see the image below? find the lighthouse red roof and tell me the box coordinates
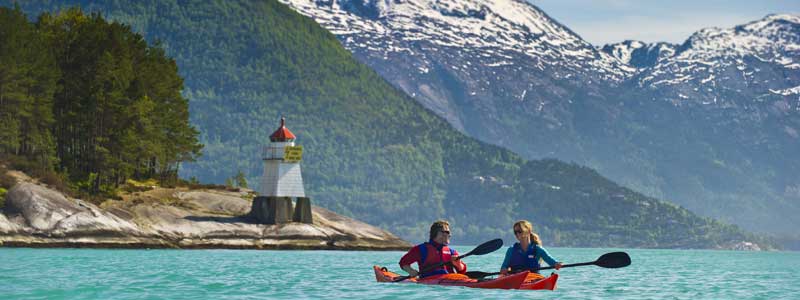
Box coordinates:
[270,117,296,142]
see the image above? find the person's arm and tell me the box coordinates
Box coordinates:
[450,250,467,273]
[535,245,562,269]
[401,265,419,277]
[399,246,421,276]
[500,247,513,274]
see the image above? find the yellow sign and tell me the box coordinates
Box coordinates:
[283,146,303,162]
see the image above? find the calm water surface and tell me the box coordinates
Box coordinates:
[1,247,798,299]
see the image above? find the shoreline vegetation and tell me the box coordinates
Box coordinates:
[0,169,411,251]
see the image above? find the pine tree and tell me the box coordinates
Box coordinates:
[0,5,58,170]
[235,170,247,188]
[225,177,234,188]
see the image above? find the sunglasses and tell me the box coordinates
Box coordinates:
[440,230,451,235]
[514,230,524,235]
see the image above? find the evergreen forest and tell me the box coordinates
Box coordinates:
[0,5,201,197]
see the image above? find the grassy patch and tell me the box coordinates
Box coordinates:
[242,191,257,201]
[121,178,158,193]
[174,178,228,191]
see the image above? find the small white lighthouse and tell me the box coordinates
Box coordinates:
[260,116,305,197]
[250,116,312,224]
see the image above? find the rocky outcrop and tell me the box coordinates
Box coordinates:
[0,213,19,234]
[0,182,410,250]
[729,241,763,251]
[4,183,141,237]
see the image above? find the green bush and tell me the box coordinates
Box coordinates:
[0,187,6,209]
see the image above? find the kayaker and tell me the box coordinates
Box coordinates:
[500,220,562,275]
[399,220,467,278]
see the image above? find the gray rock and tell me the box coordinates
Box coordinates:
[730,241,763,251]
[1,181,410,250]
[4,183,141,236]
[175,190,251,215]
[5,182,83,231]
[0,213,19,234]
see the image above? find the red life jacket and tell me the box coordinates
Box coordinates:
[418,241,456,278]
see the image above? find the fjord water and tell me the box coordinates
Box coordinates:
[1,247,798,300]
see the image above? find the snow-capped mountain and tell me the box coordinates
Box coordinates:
[286,0,632,78]
[625,14,800,105]
[281,0,800,238]
[282,0,632,133]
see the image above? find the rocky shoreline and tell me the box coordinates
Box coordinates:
[0,174,411,251]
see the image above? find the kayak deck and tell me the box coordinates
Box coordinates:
[373,265,530,290]
[520,272,558,290]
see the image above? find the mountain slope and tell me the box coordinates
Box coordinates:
[605,14,800,236]
[5,0,773,248]
[278,0,800,239]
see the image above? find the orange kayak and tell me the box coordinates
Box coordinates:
[519,272,559,290]
[373,266,528,289]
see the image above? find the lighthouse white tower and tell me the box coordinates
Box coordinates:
[260,116,305,197]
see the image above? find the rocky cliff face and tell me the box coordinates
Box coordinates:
[0,179,410,250]
[279,0,800,238]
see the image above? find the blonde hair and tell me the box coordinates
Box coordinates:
[429,220,450,240]
[513,220,542,246]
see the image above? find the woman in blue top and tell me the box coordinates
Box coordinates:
[500,220,563,275]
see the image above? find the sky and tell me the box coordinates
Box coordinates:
[529,0,800,46]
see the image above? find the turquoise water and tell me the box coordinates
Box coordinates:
[1,247,798,299]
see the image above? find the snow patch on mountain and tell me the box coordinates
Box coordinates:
[770,85,800,96]
[632,14,800,102]
[281,0,634,81]
[600,41,677,69]
[601,40,646,65]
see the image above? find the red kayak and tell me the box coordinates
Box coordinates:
[373,266,528,289]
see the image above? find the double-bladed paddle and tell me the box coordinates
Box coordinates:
[465,251,631,279]
[393,238,504,282]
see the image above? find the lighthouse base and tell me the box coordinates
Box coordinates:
[250,196,313,224]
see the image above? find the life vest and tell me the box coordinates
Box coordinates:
[508,242,541,273]
[417,241,456,278]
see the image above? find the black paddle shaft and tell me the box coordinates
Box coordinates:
[392,239,503,282]
[465,251,631,279]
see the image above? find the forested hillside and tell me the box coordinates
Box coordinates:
[3,1,774,248]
